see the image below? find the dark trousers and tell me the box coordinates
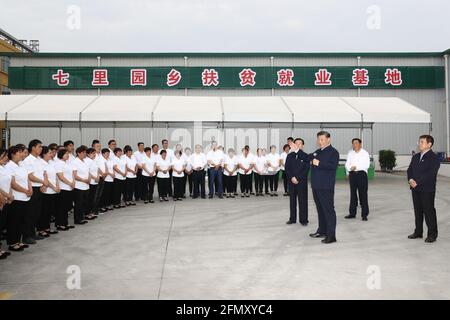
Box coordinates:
[269,172,279,192]
[7,200,28,245]
[135,169,144,201]
[264,175,269,193]
[239,173,252,194]
[56,190,72,227]
[88,184,98,214]
[113,179,125,205]
[143,175,156,201]
[192,170,206,198]
[157,177,170,198]
[38,193,57,231]
[312,188,337,238]
[124,178,136,202]
[101,181,114,208]
[173,176,184,199]
[168,170,173,197]
[281,170,289,193]
[186,173,193,196]
[289,181,308,224]
[92,178,105,212]
[208,168,223,196]
[348,171,369,217]
[74,189,89,223]
[254,173,264,194]
[412,190,438,238]
[223,175,237,194]
[23,186,42,239]
[0,205,8,236]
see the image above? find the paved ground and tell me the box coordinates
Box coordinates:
[0,172,449,300]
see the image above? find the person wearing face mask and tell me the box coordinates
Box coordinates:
[5,145,33,252]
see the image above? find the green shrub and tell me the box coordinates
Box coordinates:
[379,150,397,172]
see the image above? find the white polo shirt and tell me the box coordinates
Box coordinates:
[133,150,145,168]
[206,149,224,168]
[162,148,174,162]
[254,155,267,174]
[223,155,238,177]
[5,161,30,201]
[54,159,74,191]
[185,154,193,172]
[113,156,127,180]
[266,152,281,174]
[95,153,107,174]
[87,157,99,185]
[189,153,207,171]
[104,158,115,182]
[280,152,288,170]
[156,157,171,178]
[345,148,371,174]
[141,154,156,177]
[0,165,12,194]
[72,157,90,191]
[42,160,58,195]
[21,154,45,187]
[171,157,185,178]
[123,155,138,178]
[238,154,254,175]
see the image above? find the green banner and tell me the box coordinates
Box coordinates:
[8,66,445,89]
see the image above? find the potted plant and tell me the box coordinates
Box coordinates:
[379,150,397,173]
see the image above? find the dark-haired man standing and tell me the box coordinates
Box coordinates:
[345,138,371,221]
[309,131,339,244]
[407,135,440,243]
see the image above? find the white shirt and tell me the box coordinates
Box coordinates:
[5,161,30,201]
[238,154,254,175]
[156,157,171,178]
[162,148,174,162]
[254,155,267,174]
[104,158,115,182]
[113,156,127,180]
[223,155,238,176]
[171,157,186,178]
[95,153,107,174]
[133,150,145,168]
[87,157,99,185]
[123,155,138,178]
[68,153,76,163]
[280,152,288,170]
[189,153,207,171]
[141,154,156,177]
[206,149,224,168]
[185,154,193,171]
[266,152,281,174]
[0,165,12,194]
[21,154,45,187]
[54,159,74,191]
[72,157,90,190]
[108,148,117,161]
[345,148,370,174]
[42,160,58,195]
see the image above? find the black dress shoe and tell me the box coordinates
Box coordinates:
[23,237,36,245]
[408,233,423,239]
[345,215,356,219]
[300,222,308,226]
[0,253,8,260]
[309,232,326,238]
[286,220,296,225]
[362,217,368,221]
[8,245,24,252]
[425,237,436,243]
[322,237,337,244]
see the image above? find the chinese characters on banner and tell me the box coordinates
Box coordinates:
[50,67,404,88]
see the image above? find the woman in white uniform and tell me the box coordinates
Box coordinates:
[38,146,60,237]
[238,146,254,197]
[171,150,186,201]
[72,145,91,224]
[112,148,127,209]
[141,147,156,203]
[280,144,290,196]
[184,147,193,198]
[123,145,138,206]
[0,148,13,259]
[266,145,281,196]
[5,145,32,252]
[100,148,115,212]
[55,148,75,230]
[223,148,238,198]
[253,148,267,196]
[156,150,171,202]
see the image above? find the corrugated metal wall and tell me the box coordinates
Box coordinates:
[9,55,448,156]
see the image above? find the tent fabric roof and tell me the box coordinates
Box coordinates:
[0,94,431,124]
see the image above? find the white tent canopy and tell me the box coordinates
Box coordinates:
[0,94,431,124]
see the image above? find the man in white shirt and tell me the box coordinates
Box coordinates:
[92,139,106,214]
[21,139,47,243]
[64,140,76,163]
[161,139,174,197]
[344,138,371,221]
[133,142,146,201]
[108,139,118,161]
[206,141,224,199]
[189,144,207,199]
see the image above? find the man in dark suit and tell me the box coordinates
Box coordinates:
[285,138,310,226]
[309,131,340,244]
[407,135,440,243]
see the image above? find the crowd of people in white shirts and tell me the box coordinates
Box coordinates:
[0,138,295,260]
